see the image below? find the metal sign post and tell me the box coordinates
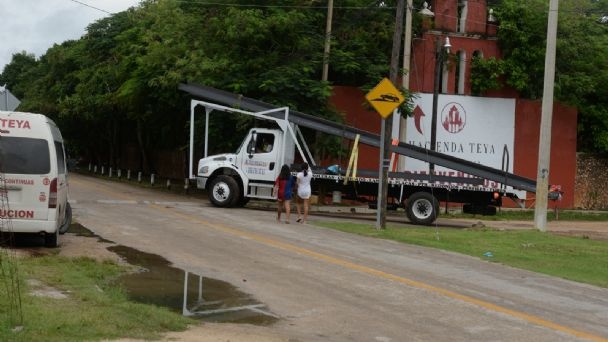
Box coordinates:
[365,78,405,229]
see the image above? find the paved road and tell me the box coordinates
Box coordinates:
[68,173,608,342]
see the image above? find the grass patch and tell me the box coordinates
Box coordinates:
[314,221,608,288]
[441,209,608,221]
[0,254,195,341]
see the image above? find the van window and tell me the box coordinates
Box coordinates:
[55,141,66,174]
[0,137,51,174]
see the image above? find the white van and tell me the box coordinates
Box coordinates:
[0,111,71,247]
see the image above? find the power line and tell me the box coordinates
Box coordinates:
[68,0,113,14]
[173,0,394,10]
[172,0,608,15]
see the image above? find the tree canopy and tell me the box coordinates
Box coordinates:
[1,0,607,172]
[473,0,608,152]
[0,0,399,170]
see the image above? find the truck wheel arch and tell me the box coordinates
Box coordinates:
[406,192,439,225]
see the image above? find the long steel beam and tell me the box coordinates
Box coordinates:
[179,83,537,193]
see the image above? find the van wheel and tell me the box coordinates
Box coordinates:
[406,192,439,225]
[45,229,59,248]
[208,175,238,207]
[59,202,72,234]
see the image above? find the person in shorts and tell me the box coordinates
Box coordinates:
[274,164,295,223]
[295,163,313,224]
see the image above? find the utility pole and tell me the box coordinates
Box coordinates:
[397,0,414,172]
[429,36,450,174]
[377,0,405,229]
[315,0,333,182]
[535,0,559,232]
[322,0,334,82]
[402,0,413,90]
[430,37,442,174]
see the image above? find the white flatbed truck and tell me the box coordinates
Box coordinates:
[180,84,538,225]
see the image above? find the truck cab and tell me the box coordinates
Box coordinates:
[197,128,292,207]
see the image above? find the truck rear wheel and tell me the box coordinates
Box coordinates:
[406,192,439,225]
[208,175,239,207]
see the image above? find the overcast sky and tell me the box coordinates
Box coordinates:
[0,0,141,75]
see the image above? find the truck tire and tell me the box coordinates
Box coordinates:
[406,192,439,225]
[208,175,239,207]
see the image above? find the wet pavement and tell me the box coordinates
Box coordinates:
[8,223,278,326]
[63,173,608,341]
[109,244,278,325]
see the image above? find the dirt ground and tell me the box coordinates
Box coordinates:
[459,218,608,240]
[8,218,608,342]
[3,234,288,342]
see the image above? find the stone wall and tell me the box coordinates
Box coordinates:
[575,153,608,210]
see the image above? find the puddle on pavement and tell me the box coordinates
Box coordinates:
[68,224,277,325]
[68,223,114,243]
[106,244,278,325]
[7,223,278,324]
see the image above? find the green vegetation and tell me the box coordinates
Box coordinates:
[2,0,606,169]
[314,221,608,288]
[476,0,608,152]
[442,209,608,221]
[0,254,194,341]
[0,0,397,170]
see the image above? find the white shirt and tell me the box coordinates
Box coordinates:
[297,170,313,198]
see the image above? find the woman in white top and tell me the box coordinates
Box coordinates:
[296,162,313,224]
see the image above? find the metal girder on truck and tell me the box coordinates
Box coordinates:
[178,83,537,194]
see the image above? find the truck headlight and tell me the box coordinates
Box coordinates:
[199,166,209,175]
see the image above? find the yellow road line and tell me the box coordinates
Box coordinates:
[72,177,607,341]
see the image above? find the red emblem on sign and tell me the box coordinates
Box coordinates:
[441,102,466,134]
[39,192,47,202]
[43,178,50,186]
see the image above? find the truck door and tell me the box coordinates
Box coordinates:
[239,132,280,184]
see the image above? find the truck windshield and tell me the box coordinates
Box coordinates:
[0,136,51,174]
[236,135,250,154]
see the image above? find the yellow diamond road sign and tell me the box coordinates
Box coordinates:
[365,78,404,118]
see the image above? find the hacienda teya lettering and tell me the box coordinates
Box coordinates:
[409,140,496,154]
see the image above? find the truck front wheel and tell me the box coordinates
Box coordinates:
[209,175,239,207]
[406,192,439,225]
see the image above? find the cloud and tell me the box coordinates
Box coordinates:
[0,0,140,73]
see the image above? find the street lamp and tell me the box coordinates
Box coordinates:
[397,2,435,172]
[430,36,451,174]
